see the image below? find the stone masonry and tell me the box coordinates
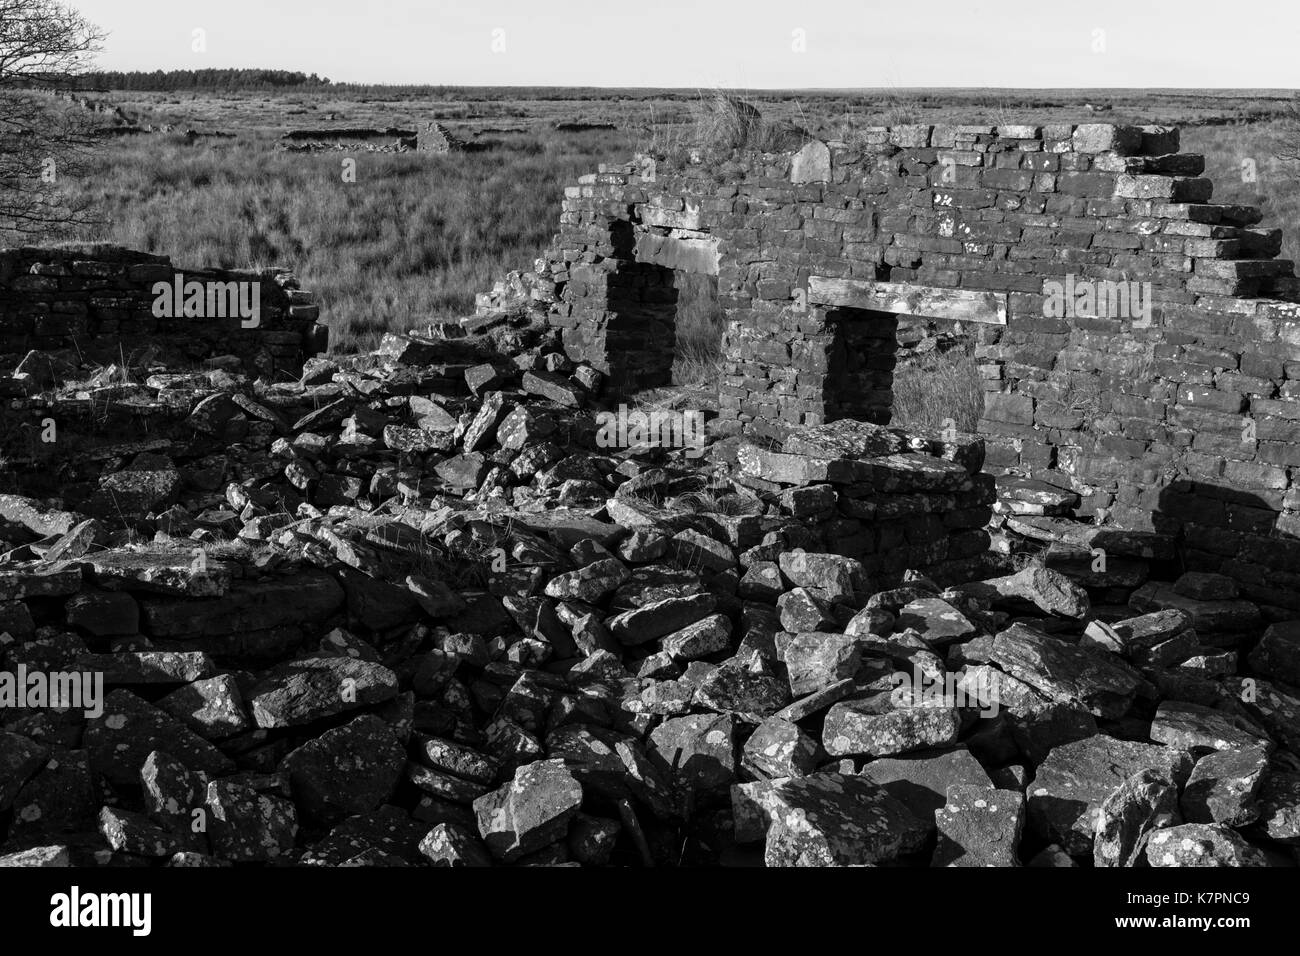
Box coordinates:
[539,123,1300,612]
[0,244,326,379]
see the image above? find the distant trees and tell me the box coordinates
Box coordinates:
[0,0,106,241]
[70,69,332,92]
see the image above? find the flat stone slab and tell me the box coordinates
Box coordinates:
[955,567,1090,619]
[896,597,976,646]
[823,700,962,758]
[0,563,82,601]
[933,785,1025,867]
[0,494,92,538]
[781,420,905,460]
[860,746,994,822]
[86,547,234,597]
[990,623,1142,719]
[472,758,583,863]
[1129,582,1261,633]
[1150,701,1269,753]
[808,277,1008,326]
[747,772,930,866]
[248,656,399,729]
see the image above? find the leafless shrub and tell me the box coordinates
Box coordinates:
[0,0,106,241]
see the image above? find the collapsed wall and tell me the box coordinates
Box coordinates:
[539,123,1300,612]
[0,244,326,381]
[734,419,993,584]
[279,122,466,153]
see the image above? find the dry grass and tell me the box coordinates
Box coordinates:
[890,347,984,433]
[649,91,812,162]
[692,92,811,153]
[63,126,633,352]
[1186,119,1300,266]
[671,272,726,386]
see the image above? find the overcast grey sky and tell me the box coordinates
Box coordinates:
[73,0,1298,88]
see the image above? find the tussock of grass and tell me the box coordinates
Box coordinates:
[891,348,984,433]
[693,92,811,153]
[651,92,812,161]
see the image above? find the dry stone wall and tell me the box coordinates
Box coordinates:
[541,123,1300,608]
[0,244,326,379]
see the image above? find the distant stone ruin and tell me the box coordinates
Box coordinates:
[280,122,466,153]
[415,122,466,153]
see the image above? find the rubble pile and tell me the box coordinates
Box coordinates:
[0,307,1297,868]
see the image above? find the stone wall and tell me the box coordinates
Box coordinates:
[0,244,326,379]
[540,123,1300,609]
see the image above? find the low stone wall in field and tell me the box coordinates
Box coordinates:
[0,244,326,379]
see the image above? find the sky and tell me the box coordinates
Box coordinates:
[71,0,1300,89]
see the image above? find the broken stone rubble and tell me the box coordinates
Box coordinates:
[0,310,1296,869]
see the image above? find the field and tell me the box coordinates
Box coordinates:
[54,87,1300,425]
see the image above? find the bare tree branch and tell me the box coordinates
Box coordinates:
[0,0,105,241]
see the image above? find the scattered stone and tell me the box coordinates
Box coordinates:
[1028,735,1192,855]
[99,806,180,857]
[955,566,1090,619]
[742,717,821,779]
[749,773,929,866]
[823,699,962,757]
[860,747,994,822]
[85,690,235,786]
[472,758,583,863]
[783,632,861,696]
[1181,744,1270,826]
[648,713,737,790]
[990,623,1142,719]
[933,785,1025,867]
[248,657,399,729]
[1254,770,1300,843]
[1145,823,1269,867]
[280,715,406,824]
[418,822,492,866]
[1249,621,1300,687]
[206,779,298,862]
[1093,767,1181,867]
[1150,701,1268,753]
